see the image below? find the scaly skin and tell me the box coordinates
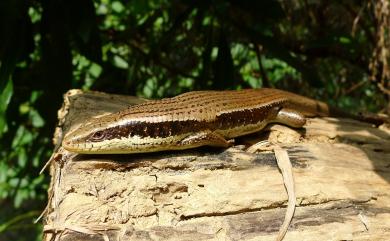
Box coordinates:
[62,88,330,154]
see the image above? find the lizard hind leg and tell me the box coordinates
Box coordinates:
[272,108,307,128]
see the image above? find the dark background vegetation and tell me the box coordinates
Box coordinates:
[0,0,389,240]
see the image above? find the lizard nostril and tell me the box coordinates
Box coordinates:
[63,140,72,146]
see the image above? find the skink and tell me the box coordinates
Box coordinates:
[63,88,334,154]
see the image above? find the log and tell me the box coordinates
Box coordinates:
[43,89,390,241]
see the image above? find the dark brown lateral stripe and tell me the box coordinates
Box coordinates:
[215,103,279,129]
[87,103,283,141]
[87,120,209,141]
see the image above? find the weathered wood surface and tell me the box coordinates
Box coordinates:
[43,89,390,241]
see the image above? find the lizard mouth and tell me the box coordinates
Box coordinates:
[62,139,78,152]
[62,130,84,152]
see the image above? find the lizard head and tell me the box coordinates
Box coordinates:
[62,113,186,154]
[62,114,143,154]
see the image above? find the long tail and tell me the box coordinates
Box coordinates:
[277,89,386,125]
[275,89,329,117]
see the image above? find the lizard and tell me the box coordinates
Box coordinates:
[62,88,342,154]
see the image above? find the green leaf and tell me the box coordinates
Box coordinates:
[89,63,102,78]
[12,126,33,148]
[111,1,125,13]
[339,36,351,44]
[17,148,28,168]
[113,55,128,69]
[28,6,42,24]
[30,109,45,128]
[0,78,13,136]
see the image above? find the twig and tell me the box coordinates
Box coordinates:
[253,43,270,87]
[274,145,296,241]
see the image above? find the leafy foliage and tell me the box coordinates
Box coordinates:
[0,0,388,240]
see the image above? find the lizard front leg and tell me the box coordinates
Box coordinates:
[178,131,232,149]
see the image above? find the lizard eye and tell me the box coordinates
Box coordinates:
[90,131,106,141]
